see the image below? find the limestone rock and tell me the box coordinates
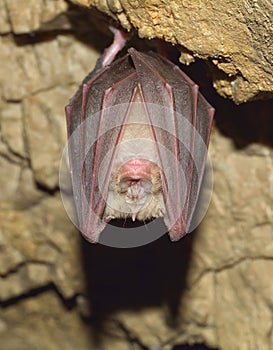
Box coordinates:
[71,0,273,104]
[0,3,272,350]
[0,0,68,34]
[0,291,92,350]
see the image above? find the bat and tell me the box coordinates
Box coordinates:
[65,36,214,244]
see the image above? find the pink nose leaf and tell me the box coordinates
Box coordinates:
[118,158,154,180]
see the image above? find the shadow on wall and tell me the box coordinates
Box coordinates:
[58,3,272,344]
[81,225,194,327]
[79,95,273,347]
[79,58,273,343]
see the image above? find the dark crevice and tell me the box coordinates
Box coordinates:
[117,321,150,350]
[0,282,78,310]
[35,181,59,195]
[0,261,45,278]
[0,138,28,163]
[0,150,26,165]
[172,344,219,350]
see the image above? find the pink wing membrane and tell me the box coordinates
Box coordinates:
[128,48,214,240]
[66,47,214,242]
[66,54,138,241]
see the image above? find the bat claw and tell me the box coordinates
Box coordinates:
[105,215,115,223]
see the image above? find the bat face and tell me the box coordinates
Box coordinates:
[64,48,214,245]
[103,88,164,223]
[105,158,164,221]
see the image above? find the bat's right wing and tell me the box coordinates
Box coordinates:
[128,49,214,240]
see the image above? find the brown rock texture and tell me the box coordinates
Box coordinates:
[0,0,69,34]
[0,2,273,350]
[71,0,273,104]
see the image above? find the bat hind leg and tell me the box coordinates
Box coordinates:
[101,26,127,67]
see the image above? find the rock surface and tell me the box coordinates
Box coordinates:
[71,0,273,104]
[0,0,68,34]
[0,2,272,350]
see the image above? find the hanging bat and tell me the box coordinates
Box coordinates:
[65,34,214,244]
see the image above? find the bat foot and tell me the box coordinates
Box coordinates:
[102,26,127,67]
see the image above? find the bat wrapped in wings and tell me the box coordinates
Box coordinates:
[65,43,214,243]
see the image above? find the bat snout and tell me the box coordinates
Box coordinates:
[125,179,151,200]
[117,158,156,209]
[119,177,152,212]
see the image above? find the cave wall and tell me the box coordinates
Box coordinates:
[71,0,273,104]
[0,1,272,350]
